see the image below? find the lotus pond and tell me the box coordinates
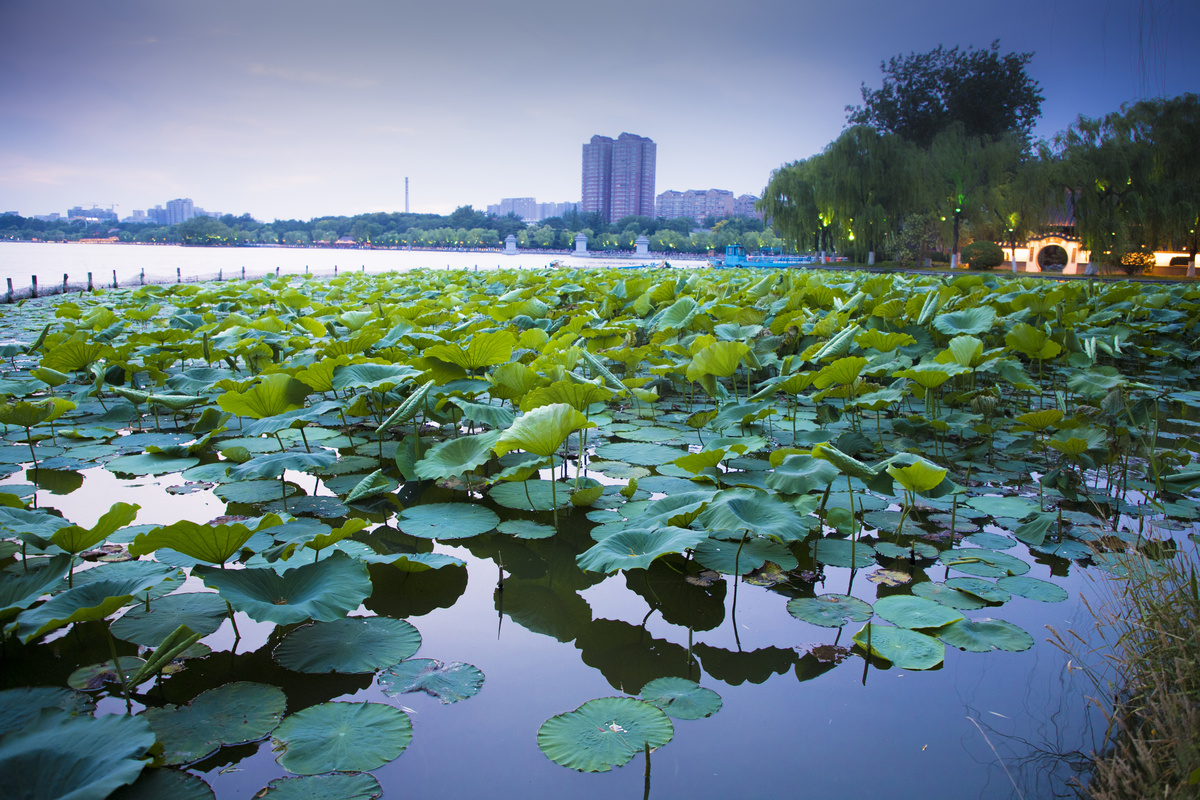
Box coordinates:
[1,265,1198,799]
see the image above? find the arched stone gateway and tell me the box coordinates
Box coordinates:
[1026,235,1086,274]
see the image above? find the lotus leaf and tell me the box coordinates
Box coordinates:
[496,520,556,539]
[965,495,1038,519]
[942,548,1030,578]
[786,594,873,628]
[766,454,840,495]
[227,450,337,481]
[397,502,499,539]
[873,595,964,629]
[414,431,501,480]
[193,551,372,625]
[0,554,71,619]
[938,618,1034,652]
[932,306,995,336]
[912,581,988,610]
[592,441,682,465]
[110,592,228,646]
[488,479,571,511]
[852,623,944,670]
[0,686,94,729]
[577,526,707,573]
[218,374,312,419]
[67,657,147,691]
[111,768,216,800]
[537,697,673,772]
[944,577,1012,603]
[272,702,412,776]
[14,572,173,643]
[254,774,382,800]
[996,575,1068,603]
[140,681,287,765]
[697,488,809,543]
[0,709,155,800]
[686,341,750,381]
[495,403,594,458]
[811,538,878,569]
[106,453,201,475]
[639,677,722,719]
[378,658,485,704]
[693,535,797,575]
[424,330,516,371]
[273,617,421,673]
[129,514,282,565]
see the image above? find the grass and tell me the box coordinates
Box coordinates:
[1050,545,1200,798]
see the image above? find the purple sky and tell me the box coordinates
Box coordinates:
[1,0,1196,221]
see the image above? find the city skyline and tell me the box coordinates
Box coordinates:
[2,1,1197,221]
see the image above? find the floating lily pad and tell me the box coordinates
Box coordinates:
[67,656,148,691]
[193,551,372,625]
[852,624,944,670]
[693,536,798,575]
[379,659,485,704]
[586,461,650,480]
[273,702,412,776]
[996,575,1068,603]
[110,768,215,800]
[214,479,300,504]
[911,581,988,610]
[254,774,381,800]
[110,592,228,646]
[963,532,1017,550]
[965,495,1038,520]
[942,548,1030,578]
[577,526,707,573]
[0,686,94,728]
[593,442,683,466]
[273,617,421,674]
[938,618,1035,652]
[537,697,674,772]
[873,541,939,560]
[496,520,556,539]
[787,593,872,628]
[397,503,499,539]
[106,453,200,476]
[141,681,287,765]
[873,595,964,629]
[639,677,722,719]
[944,577,1012,604]
[811,537,877,569]
[488,480,570,511]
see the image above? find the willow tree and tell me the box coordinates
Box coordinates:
[1144,94,1200,277]
[759,157,834,255]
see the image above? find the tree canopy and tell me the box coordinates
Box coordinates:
[848,40,1044,148]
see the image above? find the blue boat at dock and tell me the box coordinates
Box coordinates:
[709,244,819,269]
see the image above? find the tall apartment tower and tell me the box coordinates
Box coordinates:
[581,133,655,223]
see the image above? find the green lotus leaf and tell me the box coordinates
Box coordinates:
[635,490,717,529]
[40,339,114,373]
[766,454,841,495]
[14,572,173,643]
[996,576,1068,603]
[272,617,421,673]
[447,397,516,429]
[813,356,869,389]
[856,329,916,352]
[592,441,684,466]
[697,488,809,542]
[332,363,420,393]
[379,659,485,704]
[0,709,155,800]
[425,330,516,371]
[49,502,139,556]
[414,431,501,480]
[272,702,412,776]
[140,682,287,766]
[0,399,55,429]
[376,378,436,432]
[885,458,947,495]
[932,306,995,336]
[941,548,1030,578]
[650,296,698,331]
[686,340,750,381]
[254,774,381,800]
[639,677,722,720]
[488,479,571,511]
[0,506,73,539]
[343,469,398,503]
[218,374,312,419]
[810,442,878,481]
[31,366,70,387]
[496,520,557,539]
[359,551,467,571]
[109,768,216,800]
[537,697,674,772]
[672,447,726,475]
[1005,322,1061,361]
[852,623,944,670]
[965,495,1038,520]
[1013,514,1055,546]
[193,551,372,625]
[129,514,283,565]
[692,535,798,575]
[872,595,964,629]
[811,537,878,569]
[1012,408,1063,432]
[0,554,71,620]
[944,576,1012,603]
[521,378,614,414]
[892,363,959,389]
[0,686,95,729]
[912,581,988,610]
[110,592,228,646]
[242,400,343,437]
[66,560,183,603]
[576,526,707,573]
[397,503,499,539]
[106,453,200,476]
[68,657,147,692]
[1047,427,1107,458]
[214,479,299,504]
[786,593,873,628]
[1066,368,1127,399]
[495,403,594,458]
[227,450,337,481]
[938,618,1034,652]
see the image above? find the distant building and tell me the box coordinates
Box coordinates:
[147,205,168,225]
[166,198,195,225]
[582,132,656,223]
[655,189,761,223]
[67,205,118,222]
[486,198,578,222]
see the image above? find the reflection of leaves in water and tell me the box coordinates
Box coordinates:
[497,578,592,643]
[576,618,692,694]
[692,642,796,686]
[363,561,468,619]
[623,558,726,632]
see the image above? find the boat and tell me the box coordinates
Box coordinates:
[709,244,817,269]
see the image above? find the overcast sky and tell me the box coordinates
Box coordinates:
[1,0,1196,221]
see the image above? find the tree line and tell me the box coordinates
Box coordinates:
[760,41,1200,274]
[0,203,772,256]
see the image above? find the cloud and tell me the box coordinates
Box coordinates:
[247,63,377,90]
[0,155,77,187]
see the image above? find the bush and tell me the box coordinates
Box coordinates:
[962,241,1005,270]
[1118,252,1154,275]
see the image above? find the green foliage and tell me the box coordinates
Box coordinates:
[962,240,1005,270]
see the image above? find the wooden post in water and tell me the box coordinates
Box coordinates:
[241,267,245,280]
[113,270,119,289]
[275,267,280,277]
[305,265,308,274]
[6,278,13,303]
[218,269,222,281]
[176,267,181,284]
[31,276,38,298]
[87,272,93,291]
[62,274,68,293]
[139,269,143,285]
[334,265,338,275]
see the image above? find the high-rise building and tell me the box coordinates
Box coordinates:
[581,133,655,223]
[166,198,195,225]
[655,189,760,224]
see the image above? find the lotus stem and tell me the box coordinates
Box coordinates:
[104,624,133,714]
